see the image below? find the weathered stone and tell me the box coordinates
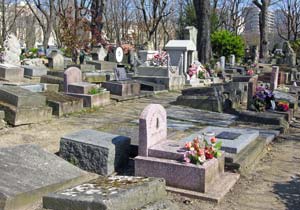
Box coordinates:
[64,67,82,92]
[67,64,96,72]
[68,82,97,94]
[83,72,107,83]
[23,65,47,77]
[40,75,64,91]
[43,176,167,210]
[60,129,131,175]
[0,144,96,210]
[42,92,83,116]
[102,80,141,97]
[47,51,65,70]
[86,60,116,70]
[0,64,24,82]
[67,91,110,107]
[0,86,46,107]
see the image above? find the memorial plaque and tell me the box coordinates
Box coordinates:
[216,131,241,140]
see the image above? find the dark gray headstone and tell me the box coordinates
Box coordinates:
[114,67,127,81]
[60,129,131,175]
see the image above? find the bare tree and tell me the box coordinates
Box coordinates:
[0,0,25,46]
[25,0,56,52]
[90,0,106,46]
[135,0,173,49]
[193,0,211,64]
[277,0,300,41]
[253,0,279,59]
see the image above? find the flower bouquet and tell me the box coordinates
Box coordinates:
[253,86,275,112]
[277,100,289,112]
[183,136,222,165]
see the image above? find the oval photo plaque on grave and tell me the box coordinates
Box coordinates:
[115,47,124,63]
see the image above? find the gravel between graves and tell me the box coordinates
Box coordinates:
[0,92,299,210]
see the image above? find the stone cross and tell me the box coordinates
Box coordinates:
[270,66,279,90]
[64,67,82,92]
[114,67,128,81]
[139,104,167,157]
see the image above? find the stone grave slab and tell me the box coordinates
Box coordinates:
[23,65,47,78]
[67,91,110,107]
[68,82,97,94]
[0,86,46,107]
[0,64,24,82]
[20,83,59,93]
[102,67,141,99]
[166,105,237,127]
[0,144,96,210]
[181,126,259,154]
[40,75,64,91]
[0,86,52,125]
[43,176,168,210]
[60,129,131,175]
[47,52,64,70]
[42,92,83,116]
[83,72,107,83]
[64,67,111,107]
[135,104,239,201]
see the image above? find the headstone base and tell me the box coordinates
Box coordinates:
[67,91,110,107]
[102,80,141,97]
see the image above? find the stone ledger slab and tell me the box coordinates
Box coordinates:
[0,64,24,82]
[23,65,47,77]
[43,176,167,210]
[60,129,131,175]
[102,80,141,97]
[181,126,259,154]
[0,144,96,210]
[67,91,110,107]
[42,92,83,116]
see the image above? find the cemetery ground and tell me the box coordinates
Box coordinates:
[0,91,299,210]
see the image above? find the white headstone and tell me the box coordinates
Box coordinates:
[3,34,21,65]
[115,47,124,63]
[229,55,235,67]
[220,56,226,71]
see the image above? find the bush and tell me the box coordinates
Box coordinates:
[211,30,245,61]
[29,48,38,54]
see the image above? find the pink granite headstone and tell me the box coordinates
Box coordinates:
[270,66,279,90]
[64,67,82,92]
[139,104,167,157]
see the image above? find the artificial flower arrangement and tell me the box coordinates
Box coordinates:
[253,86,275,112]
[277,100,289,112]
[152,51,169,66]
[183,136,222,165]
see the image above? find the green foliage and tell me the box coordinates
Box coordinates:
[210,11,219,34]
[88,87,105,95]
[29,48,38,54]
[290,40,300,56]
[62,48,72,58]
[211,30,245,60]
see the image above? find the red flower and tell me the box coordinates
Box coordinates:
[211,137,217,144]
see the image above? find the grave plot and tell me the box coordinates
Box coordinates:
[0,63,24,82]
[0,144,96,210]
[135,104,239,202]
[102,67,152,102]
[22,65,47,80]
[0,86,52,125]
[67,64,96,72]
[43,176,179,210]
[60,129,131,176]
[42,91,83,117]
[20,83,59,92]
[64,67,110,107]
[181,126,279,173]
